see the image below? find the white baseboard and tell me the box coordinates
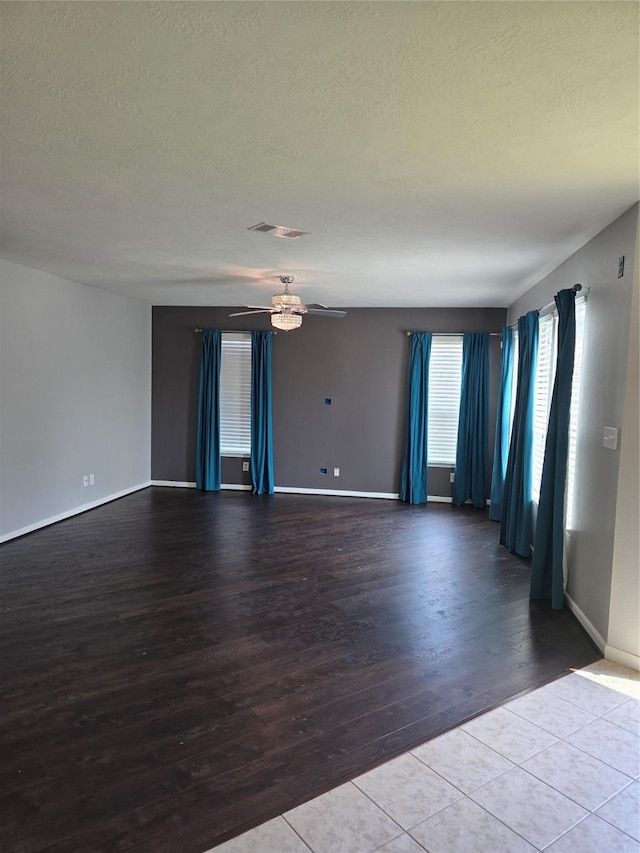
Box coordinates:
[604,644,640,672]
[150,481,251,491]
[150,481,462,503]
[565,592,606,653]
[150,480,197,488]
[0,481,152,543]
[274,486,400,500]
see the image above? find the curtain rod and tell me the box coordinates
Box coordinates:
[405,331,501,337]
[194,328,277,334]
[507,283,584,330]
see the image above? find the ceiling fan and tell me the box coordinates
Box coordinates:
[229,276,347,331]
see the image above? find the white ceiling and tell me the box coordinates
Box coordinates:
[1,1,638,308]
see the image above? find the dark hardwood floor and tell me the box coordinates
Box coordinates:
[0,488,600,852]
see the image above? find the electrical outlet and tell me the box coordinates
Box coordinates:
[333,467,340,477]
[242,461,249,472]
[618,256,625,278]
[83,475,89,487]
[450,472,455,483]
[89,473,94,485]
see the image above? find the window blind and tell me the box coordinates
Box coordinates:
[532,312,557,503]
[508,327,519,444]
[220,332,251,455]
[427,336,463,466]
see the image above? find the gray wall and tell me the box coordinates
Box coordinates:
[0,259,151,539]
[507,203,638,648]
[152,306,505,496]
[608,210,639,665]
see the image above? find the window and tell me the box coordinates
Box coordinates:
[427,335,463,465]
[566,296,587,529]
[220,332,251,455]
[532,312,558,502]
[508,327,519,444]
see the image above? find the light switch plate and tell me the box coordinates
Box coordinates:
[603,426,618,450]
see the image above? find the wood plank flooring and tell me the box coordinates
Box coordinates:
[0,488,600,852]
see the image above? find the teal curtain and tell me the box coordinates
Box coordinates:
[489,327,514,521]
[500,311,538,556]
[530,290,576,609]
[453,332,489,508]
[196,329,222,491]
[400,333,432,504]
[250,331,274,495]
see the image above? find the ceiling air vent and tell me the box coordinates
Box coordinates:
[247,222,309,239]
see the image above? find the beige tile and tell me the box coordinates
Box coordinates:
[212,816,311,853]
[376,833,427,853]
[521,740,632,811]
[461,706,557,764]
[409,796,536,853]
[411,727,513,793]
[567,717,640,778]
[604,698,640,735]
[469,767,588,849]
[506,685,596,737]
[353,753,462,830]
[578,660,640,700]
[546,814,640,853]
[548,671,630,715]
[596,781,640,841]
[283,782,401,853]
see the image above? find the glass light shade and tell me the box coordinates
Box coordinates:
[272,292,301,309]
[271,312,303,331]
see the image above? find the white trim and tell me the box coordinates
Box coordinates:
[151,482,461,502]
[274,487,399,500]
[151,480,197,488]
[604,644,640,672]
[0,482,152,543]
[565,592,606,653]
[150,480,251,491]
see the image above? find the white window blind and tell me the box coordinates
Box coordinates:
[220,332,251,456]
[532,312,557,503]
[427,335,463,465]
[508,327,519,444]
[566,296,586,529]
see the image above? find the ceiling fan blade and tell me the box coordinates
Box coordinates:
[308,302,329,309]
[228,309,271,317]
[305,308,347,318]
[246,304,274,310]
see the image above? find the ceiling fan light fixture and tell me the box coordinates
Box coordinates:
[271,312,302,331]
[272,292,301,310]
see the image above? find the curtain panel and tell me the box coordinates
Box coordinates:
[530,290,576,609]
[489,327,514,521]
[500,311,539,556]
[453,332,489,508]
[195,329,222,491]
[250,331,275,495]
[399,333,432,504]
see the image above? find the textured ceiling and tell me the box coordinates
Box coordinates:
[1,1,638,307]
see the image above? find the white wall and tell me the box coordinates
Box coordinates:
[507,203,638,657]
[0,259,151,540]
[606,212,639,669]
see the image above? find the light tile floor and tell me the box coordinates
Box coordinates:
[212,659,640,853]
